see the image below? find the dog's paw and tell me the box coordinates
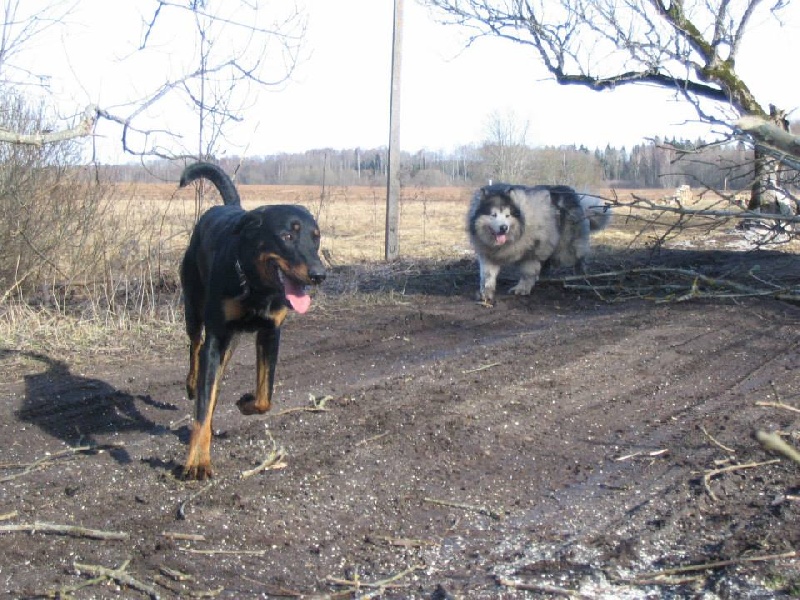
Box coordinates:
[237,393,271,415]
[476,290,495,307]
[182,462,213,481]
[509,283,534,296]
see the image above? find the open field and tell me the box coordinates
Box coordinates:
[119,182,779,264]
[0,182,799,598]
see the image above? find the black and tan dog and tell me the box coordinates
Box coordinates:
[178,162,325,479]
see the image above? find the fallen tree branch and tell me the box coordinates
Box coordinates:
[0,521,129,540]
[556,266,800,303]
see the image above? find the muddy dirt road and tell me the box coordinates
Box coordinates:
[1,255,799,599]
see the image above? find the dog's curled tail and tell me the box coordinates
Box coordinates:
[580,195,612,232]
[179,162,241,207]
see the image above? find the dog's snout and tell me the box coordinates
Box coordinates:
[499,224,509,233]
[309,266,326,284]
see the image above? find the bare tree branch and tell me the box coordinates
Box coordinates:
[0,104,97,146]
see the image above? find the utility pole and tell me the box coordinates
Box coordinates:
[385,0,403,260]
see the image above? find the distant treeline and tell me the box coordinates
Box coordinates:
[101,137,760,191]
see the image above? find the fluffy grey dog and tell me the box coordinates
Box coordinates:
[467,184,610,305]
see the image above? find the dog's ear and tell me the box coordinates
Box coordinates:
[234,212,262,235]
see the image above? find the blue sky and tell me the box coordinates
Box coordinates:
[20,0,800,161]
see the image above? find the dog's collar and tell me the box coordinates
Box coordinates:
[234,259,251,298]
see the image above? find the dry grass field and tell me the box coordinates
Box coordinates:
[130,181,767,265]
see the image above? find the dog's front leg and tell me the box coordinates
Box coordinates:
[478,260,501,306]
[237,325,282,415]
[184,333,231,480]
[509,259,542,295]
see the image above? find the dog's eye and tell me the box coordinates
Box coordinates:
[281,232,294,242]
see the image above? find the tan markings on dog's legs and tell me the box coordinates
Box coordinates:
[183,369,223,480]
[185,333,202,400]
[237,319,285,415]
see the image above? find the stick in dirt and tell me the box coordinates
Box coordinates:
[0,521,129,540]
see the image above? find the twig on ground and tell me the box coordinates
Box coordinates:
[423,497,503,520]
[616,449,669,461]
[177,479,219,520]
[496,577,592,599]
[700,425,735,454]
[240,574,302,597]
[180,547,266,556]
[161,531,206,542]
[702,459,781,502]
[0,521,129,540]
[270,394,332,417]
[463,362,501,374]
[366,534,437,548]
[755,401,800,415]
[356,432,389,446]
[0,510,18,521]
[756,430,800,465]
[325,564,424,593]
[159,566,193,581]
[636,549,798,579]
[74,561,161,600]
[625,574,705,586]
[169,414,192,430]
[241,433,288,479]
[154,574,223,598]
[44,560,132,599]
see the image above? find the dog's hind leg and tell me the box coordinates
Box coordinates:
[185,329,202,400]
[509,259,542,295]
[184,333,232,480]
[238,307,288,415]
[181,258,205,400]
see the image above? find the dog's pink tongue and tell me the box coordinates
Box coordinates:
[284,280,311,314]
[495,233,507,245]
